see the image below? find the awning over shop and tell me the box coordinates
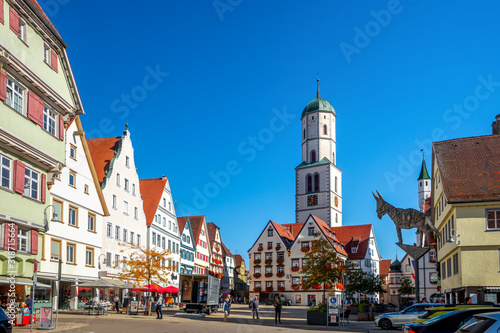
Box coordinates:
[100,278,134,289]
[0,277,51,288]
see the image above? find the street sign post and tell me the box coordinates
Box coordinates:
[327,296,340,326]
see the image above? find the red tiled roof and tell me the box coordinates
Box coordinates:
[206,222,220,248]
[281,223,304,240]
[221,242,233,257]
[177,217,189,233]
[331,224,372,260]
[310,215,348,256]
[139,178,167,226]
[270,221,294,242]
[379,259,392,277]
[433,134,500,202]
[179,215,205,245]
[27,0,63,42]
[86,137,121,186]
[234,254,244,268]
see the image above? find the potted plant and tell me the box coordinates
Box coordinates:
[277,286,285,292]
[253,273,261,278]
[291,266,300,272]
[301,246,310,253]
[276,272,284,278]
[277,258,284,264]
[257,246,263,251]
[253,287,261,292]
[265,286,273,292]
[267,245,273,250]
[264,259,272,265]
[253,259,261,265]
[264,273,273,278]
[307,303,328,325]
[313,284,321,290]
[275,244,281,250]
[291,284,300,290]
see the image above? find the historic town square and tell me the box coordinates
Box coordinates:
[1,0,500,332]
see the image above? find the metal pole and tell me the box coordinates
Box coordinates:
[56,259,61,329]
[30,282,35,332]
[415,259,420,303]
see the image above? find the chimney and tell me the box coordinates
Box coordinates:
[162,175,167,180]
[492,114,500,135]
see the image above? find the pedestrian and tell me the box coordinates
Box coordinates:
[26,295,33,324]
[156,295,163,319]
[251,296,259,319]
[114,295,120,314]
[223,297,230,322]
[465,296,472,304]
[421,298,428,303]
[273,296,282,324]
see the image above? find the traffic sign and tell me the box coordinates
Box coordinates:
[329,297,337,305]
[34,259,38,272]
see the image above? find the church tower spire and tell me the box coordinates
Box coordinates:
[295,80,342,227]
[417,153,431,212]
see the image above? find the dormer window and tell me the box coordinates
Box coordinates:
[351,247,358,253]
[267,229,273,237]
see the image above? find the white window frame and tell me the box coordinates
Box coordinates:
[123,229,127,243]
[137,234,141,246]
[67,244,75,264]
[6,76,26,114]
[69,145,77,160]
[0,154,12,190]
[88,214,95,232]
[130,231,134,244]
[106,222,112,238]
[116,173,120,186]
[112,195,117,209]
[68,206,77,226]
[134,207,138,219]
[24,167,39,200]
[17,229,29,252]
[486,209,500,230]
[43,103,58,136]
[18,18,27,43]
[124,178,129,191]
[44,43,51,65]
[106,252,112,267]
[125,156,130,167]
[123,201,128,215]
[115,226,120,240]
[86,248,94,267]
[69,171,76,188]
[152,232,156,245]
[132,184,136,195]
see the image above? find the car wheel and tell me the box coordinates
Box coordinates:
[379,319,392,330]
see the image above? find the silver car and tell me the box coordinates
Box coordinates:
[374,303,442,330]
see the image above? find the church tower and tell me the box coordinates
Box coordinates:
[295,80,342,227]
[417,155,431,212]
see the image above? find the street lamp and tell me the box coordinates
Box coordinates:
[98,254,106,270]
[43,205,59,231]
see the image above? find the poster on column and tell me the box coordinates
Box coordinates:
[40,307,53,325]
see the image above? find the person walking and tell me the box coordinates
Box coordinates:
[273,296,282,324]
[114,296,120,314]
[223,296,230,322]
[251,296,259,319]
[26,295,33,324]
[156,295,163,319]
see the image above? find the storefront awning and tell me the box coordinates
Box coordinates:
[0,277,51,288]
[100,278,134,289]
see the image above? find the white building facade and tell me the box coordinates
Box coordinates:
[178,217,195,275]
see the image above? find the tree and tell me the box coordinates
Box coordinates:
[398,276,415,297]
[300,233,347,305]
[345,269,385,302]
[115,242,173,315]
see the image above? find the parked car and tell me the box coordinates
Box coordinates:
[374,304,442,330]
[402,308,500,333]
[415,305,500,323]
[0,307,12,333]
[456,311,500,333]
[259,292,292,306]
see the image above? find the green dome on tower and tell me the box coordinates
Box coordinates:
[301,79,336,118]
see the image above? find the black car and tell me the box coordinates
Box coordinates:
[0,307,12,333]
[403,308,500,333]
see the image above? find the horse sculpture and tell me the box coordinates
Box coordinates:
[372,190,439,247]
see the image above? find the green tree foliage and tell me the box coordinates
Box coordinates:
[398,276,415,296]
[345,269,385,298]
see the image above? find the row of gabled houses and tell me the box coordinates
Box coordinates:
[0,0,248,311]
[248,215,381,305]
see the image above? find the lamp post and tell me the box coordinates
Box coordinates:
[43,205,59,231]
[98,254,106,271]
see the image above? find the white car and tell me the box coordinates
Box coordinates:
[374,304,442,330]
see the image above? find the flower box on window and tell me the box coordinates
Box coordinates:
[276,272,285,278]
[253,287,261,292]
[215,247,221,252]
[275,244,281,250]
[264,259,272,265]
[277,258,284,264]
[291,266,300,272]
[264,273,273,278]
[313,284,321,290]
[265,286,273,292]
[253,259,261,265]
[267,246,273,250]
[325,283,332,289]
[291,284,300,290]
[257,246,263,251]
[301,247,310,253]
[277,286,285,292]
[253,273,261,278]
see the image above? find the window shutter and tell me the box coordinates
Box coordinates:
[13,160,25,194]
[51,50,58,73]
[41,174,46,203]
[0,0,4,25]
[3,224,9,250]
[31,230,38,255]
[27,91,43,126]
[12,224,18,251]
[59,114,64,140]
[9,8,18,35]
[0,70,6,102]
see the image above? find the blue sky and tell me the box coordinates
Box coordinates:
[40,0,500,262]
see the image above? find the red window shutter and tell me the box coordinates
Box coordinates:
[41,174,46,203]
[0,70,6,102]
[3,224,9,250]
[31,230,38,255]
[9,8,18,35]
[51,50,58,73]
[13,160,25,194]
[12,224,18,251]
[0,0,4,25]
[59,114,64,140]
[27,91,43,126]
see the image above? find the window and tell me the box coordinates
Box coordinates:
[157,234,161,247]
[17,18,27,42]
[152,232,157,245]
[405,264,411,272]
[314,174,319,191]
[88,213,95,232]
[323,124,327,135]
[86,247,94,266]
[163,198,166,207]
[137,235,141,246]
[124,179,129,191]
[17,229,28,252]
[68,206,78,227]
[116,173,120,186]
[44,44,51,64]
[453,253,459,275]
[335,176,338,192]
[254,253,261,260]
[265,252,272,260]
[115,226,120,240]
[112,195,117,209]
[123,229,127,243]
[162,237,166,249]
[292,277,300,286]
[277,266,284,273]
[125,156,130,167]
[291,259,299,267]
[447,258,452,278]
[69,171,76,187]
[84,184,89,194]
[265,266,272,274]
[24,167,39,199]
[254,281,261,289]
[163,217,166,227]
[134,207,138,219]
[306,174,312,192]
[487,209,500,230]
[6,77,25,114]
[429,250,436,263]
[429,272,438,284]
[51,239,61,261]
[106,223,112,238]
[123,201,128,214]
[311,150,316,163]
[67,243,75,264]
[115,254,120,266]
[0,155,12,189]
[301,241,310,249]
[308,227,315,235]
[43,104,57,136]
[267,242,272,249]
[132,184,136,195]
[277,252,284,260]
[52,199,62,222]
[106,252,112,267]
[130,232,134,244]
[254,266,261,274]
